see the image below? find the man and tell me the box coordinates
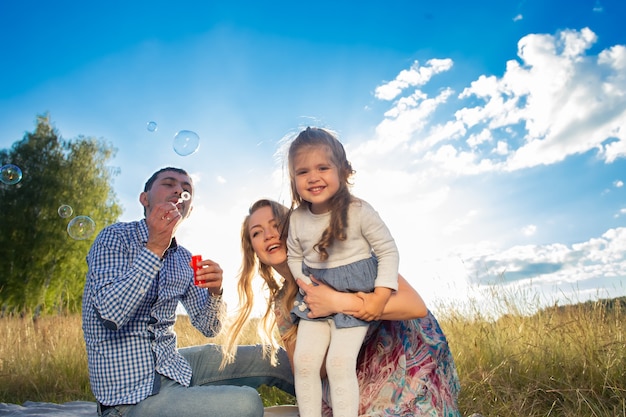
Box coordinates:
[82,167,293,417]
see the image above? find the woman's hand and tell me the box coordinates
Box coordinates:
[297,276,363,318]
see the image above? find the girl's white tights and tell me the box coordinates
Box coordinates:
[294,319,369,417]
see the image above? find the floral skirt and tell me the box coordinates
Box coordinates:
[321,311,461,417]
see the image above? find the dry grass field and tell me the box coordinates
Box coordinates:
[1,291,624,416]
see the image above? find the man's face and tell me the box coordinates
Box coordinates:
[140,170,194,219]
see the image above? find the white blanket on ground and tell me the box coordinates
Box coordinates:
[0,401,96,416]
[0,401,299,416]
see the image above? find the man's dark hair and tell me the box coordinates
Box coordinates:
[144,167,190,192]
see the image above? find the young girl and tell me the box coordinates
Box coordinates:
[286,127,399,417]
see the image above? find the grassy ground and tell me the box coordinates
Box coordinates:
[439,294,626,416]
[1,292,624,416]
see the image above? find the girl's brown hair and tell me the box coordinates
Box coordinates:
[287,127,355,261]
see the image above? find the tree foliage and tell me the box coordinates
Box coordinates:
[0,114,122,315]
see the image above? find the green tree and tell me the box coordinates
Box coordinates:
[0,114,122,315]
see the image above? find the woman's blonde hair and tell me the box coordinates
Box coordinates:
[221,199,298,369]
[287,127,355,261]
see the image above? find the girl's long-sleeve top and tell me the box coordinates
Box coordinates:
[287,199,399,291]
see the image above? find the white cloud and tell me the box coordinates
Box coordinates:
[462,227,626,289]
[403,226,626,317]
[374,59,453,101]
[493,140,509,155]
[522,224,537,236]
[467,128,492,148]
[442,209,478,236]
[369,28,626,177]
[189,171,202,185]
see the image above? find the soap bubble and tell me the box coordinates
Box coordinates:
[67,215,96,240]
[147,121,158,132]
[173,130,200,156]
[0,164,23,185]
[58,204,73,218]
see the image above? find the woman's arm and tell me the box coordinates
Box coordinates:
[297,274,427,321]
[368,274,427,320]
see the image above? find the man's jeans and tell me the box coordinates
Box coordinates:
[99,344,294,417]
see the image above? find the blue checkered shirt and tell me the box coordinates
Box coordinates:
[81,219,225,406]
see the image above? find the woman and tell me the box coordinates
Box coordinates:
[223,199,461,417]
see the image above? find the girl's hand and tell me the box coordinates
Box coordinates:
[351,292,376,321]
[352,288,391,321]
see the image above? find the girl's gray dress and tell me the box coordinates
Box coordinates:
[290,256,378,328]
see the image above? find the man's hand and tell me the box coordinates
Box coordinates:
[192,258,223,295]
[145,202,181,257]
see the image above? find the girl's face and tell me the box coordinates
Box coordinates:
[292,146,340,214]
[248,205,287,268]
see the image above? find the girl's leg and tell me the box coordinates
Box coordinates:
[325,322,369,417]
[294,320,331,417]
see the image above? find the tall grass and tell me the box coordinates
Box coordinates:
[437,286,626,417]
[0,314,91,403]
[0,314,293,407]
[1,287,624,416]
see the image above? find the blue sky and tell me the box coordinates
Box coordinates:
[1,0,625,316]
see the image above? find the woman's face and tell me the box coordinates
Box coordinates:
[248,205,287,268]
